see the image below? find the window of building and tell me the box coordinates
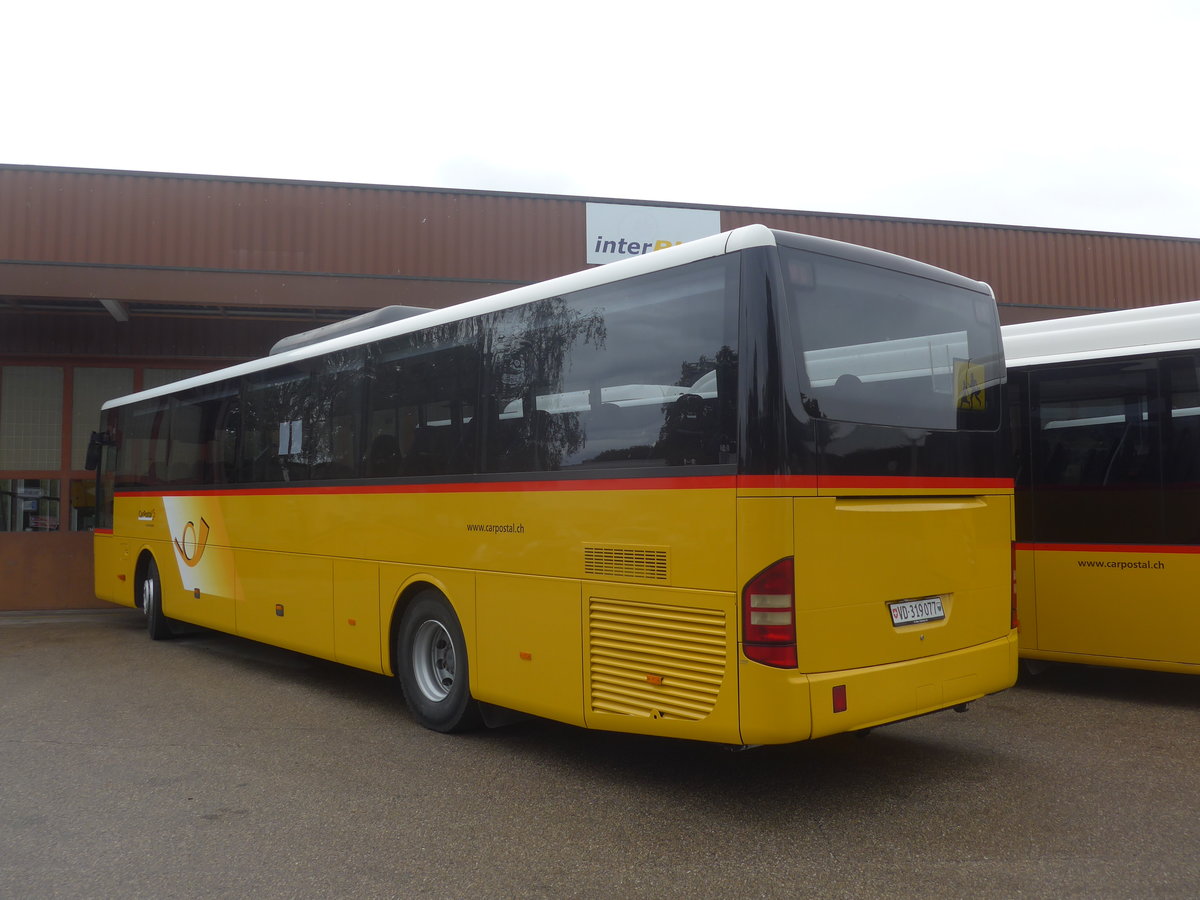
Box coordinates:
[0,367,64,471]
[0,478,61,532]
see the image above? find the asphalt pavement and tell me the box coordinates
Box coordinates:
[2,609,1197,899]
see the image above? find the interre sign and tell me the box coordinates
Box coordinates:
[585,203,721,265]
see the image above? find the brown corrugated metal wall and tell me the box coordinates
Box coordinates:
[5,165,1200,320]
[0,167,583,285]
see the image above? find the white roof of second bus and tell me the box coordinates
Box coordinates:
[1002,299,1200,369]
[101,224,776,411]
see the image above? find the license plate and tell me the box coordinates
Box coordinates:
[889,596,946,626]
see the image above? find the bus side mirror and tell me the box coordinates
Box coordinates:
[85,431,112,471]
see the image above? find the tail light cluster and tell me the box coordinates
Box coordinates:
[742,557,797,668]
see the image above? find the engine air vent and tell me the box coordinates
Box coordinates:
[588,597,727,721]
[583,544,669,583]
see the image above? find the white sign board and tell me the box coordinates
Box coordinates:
[586,203,721,265]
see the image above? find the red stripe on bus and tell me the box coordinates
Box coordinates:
[114,475,739,499]
[734,476,1009,490]
[817,476,1013,490]
[735,475,818,490]
[1014,542,1200,554]
[94,528,113,535]
[113,473,1010,500]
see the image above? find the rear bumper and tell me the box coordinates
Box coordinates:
[739,630,1018,744]
[807,631,1019,739]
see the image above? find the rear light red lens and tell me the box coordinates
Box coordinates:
[742,557,797,668]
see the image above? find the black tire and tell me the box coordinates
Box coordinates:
[396,590,481,733]
[141,557,174,641]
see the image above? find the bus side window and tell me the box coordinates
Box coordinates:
[369,326,480,478]
[1030,362,1161,544]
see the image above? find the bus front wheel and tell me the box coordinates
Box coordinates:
[396,590,481,733]
[141,557,174,641]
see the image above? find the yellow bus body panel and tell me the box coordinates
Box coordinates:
[796,495,1013,672]
[1017,545,1200,672]
[100,480,1015,744]
[93,532,131,607]
[333,559,382,672]
[734,490,1017,745]
[475,573,586,727]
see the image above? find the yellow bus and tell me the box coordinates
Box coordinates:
[88,224,1016,745]
[1005,300,1200,675]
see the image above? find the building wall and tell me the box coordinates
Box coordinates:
[7,165,1200,321]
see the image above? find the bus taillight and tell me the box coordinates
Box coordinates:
[742,557,797,668]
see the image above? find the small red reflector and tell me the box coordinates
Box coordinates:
[347,618,357,627]
[117,574,127,581]
[519,651,532,661]
[645,674,664,686]
[832,684,848,713]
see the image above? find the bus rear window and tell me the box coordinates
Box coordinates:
[783,247,1003,431]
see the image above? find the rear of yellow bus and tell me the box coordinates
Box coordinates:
[735,234,1017,744]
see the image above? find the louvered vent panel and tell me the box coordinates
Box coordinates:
[583,544,669,583]
[588,598,726,721]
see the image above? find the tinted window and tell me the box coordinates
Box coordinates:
[1163,355,1200,543]
[115,399,168,489]
[240,350,365,483]
[480,255,738,473]
[163,381,240,486]
[1029,359,1162,543]
[368,322,480,478]
[783,248,1002,431]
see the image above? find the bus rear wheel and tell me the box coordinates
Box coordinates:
[396,590,481,733]
[141,557,174,641]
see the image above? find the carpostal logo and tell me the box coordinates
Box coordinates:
[161,497,236,603]
[173,517,211,568]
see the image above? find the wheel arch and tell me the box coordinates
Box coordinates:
[386,576,464,679]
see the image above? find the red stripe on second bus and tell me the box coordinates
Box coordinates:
[1014,542,1200,554]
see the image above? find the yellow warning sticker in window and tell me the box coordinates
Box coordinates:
[954,360,987,410]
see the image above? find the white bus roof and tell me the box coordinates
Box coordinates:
[1002,299,1200,369]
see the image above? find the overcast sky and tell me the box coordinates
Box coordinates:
[7,1,1199,238]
